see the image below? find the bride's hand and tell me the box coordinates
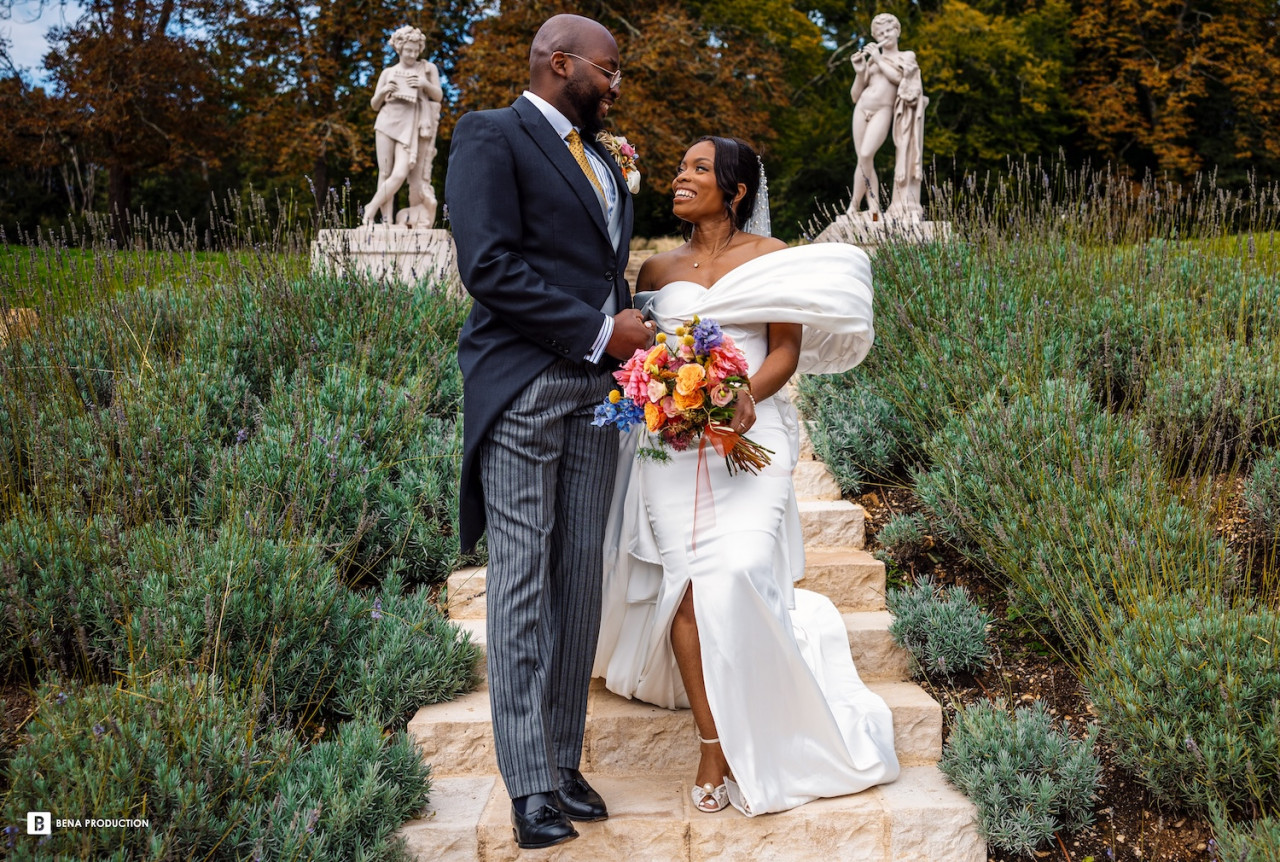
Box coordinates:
[730,389,756,435]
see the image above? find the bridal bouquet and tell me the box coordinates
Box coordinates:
[593,316,772,474]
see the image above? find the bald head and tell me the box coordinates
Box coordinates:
[529,14,617,88]
[528,14,620,133]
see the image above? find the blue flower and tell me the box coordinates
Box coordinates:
[689,319,724,355]
[592,397,645,432]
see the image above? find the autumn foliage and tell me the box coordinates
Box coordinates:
[0,0,1278,236]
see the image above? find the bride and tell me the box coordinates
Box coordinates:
[593,135,900,816]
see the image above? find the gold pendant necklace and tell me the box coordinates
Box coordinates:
[691,236,731,269]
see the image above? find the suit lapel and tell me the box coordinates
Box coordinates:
[512,97,611,243]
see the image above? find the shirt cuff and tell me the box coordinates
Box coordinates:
[586,314,613,363]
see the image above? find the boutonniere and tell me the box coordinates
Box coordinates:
[596,131,641,194]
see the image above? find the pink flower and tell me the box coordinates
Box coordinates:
[710,383,734,407]
[613,350,652,402]
[707,343,749,384]
[647,378,667,403]
[620,143,636,159]
[660,395,679,417]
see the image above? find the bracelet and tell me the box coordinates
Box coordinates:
[741,389,756,407]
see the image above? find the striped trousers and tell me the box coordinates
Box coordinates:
[479,357,619,799]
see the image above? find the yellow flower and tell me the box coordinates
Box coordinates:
[675,363,706,395]
[608,390,622,404]
[656,332,667,343]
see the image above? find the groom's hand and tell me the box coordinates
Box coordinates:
[605,309,655,360]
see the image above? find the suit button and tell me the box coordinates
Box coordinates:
[605,270,615,281]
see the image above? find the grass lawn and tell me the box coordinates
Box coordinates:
[1,244,309,315]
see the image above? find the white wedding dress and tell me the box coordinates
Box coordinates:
[593,243,900,816]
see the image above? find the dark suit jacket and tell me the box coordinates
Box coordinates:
[447,95,634,552]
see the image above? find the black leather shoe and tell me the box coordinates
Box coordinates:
[555,767,609,822]
[511,792,578,849]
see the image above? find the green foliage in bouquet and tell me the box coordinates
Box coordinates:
[887,578,992,678]
[940,700,1100,857]
[335,570,483,729]
[914,378,1233,653]
[1084,592,1280,816]
[1245,447,1280,541]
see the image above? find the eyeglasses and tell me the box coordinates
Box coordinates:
[562,52,622,88]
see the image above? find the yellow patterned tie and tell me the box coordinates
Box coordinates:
[566,129,606,198]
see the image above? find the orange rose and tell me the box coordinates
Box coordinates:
[644,401,666,431]
[675,363,706,395]
[673,387,705,411]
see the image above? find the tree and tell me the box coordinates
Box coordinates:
[450,0,826,238]
[221,0,484,207]
[1072,0,1280,182]
[915,0,1077,168]
[39,0,229,220]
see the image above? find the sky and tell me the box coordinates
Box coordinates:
[3,2,80,81]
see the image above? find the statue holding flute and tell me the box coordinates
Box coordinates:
[846,13,928,221]
[363,25,444,228]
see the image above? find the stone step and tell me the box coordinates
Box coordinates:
[447,566,487,620]
[844,610,913,681]
[792,458,844,502]
[409,680,940,780]
[799,500,866,549]
[448,544,885,622]
[399,767,984,862]
[453,610,908,684]
[801,546,885,612]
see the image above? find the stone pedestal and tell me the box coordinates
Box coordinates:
[814,214,951,251]
[312,226,458,289]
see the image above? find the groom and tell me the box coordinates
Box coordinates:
[445,13,652,851]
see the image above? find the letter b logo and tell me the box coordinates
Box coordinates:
[26,812,51,835]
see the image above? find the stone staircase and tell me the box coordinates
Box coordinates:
[399,433,984,861]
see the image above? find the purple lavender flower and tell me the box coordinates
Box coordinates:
[92,723,105,738]
[689,319,724,355]
[372,598,383,621]
[235,427,250,445]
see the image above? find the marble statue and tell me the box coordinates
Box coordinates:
[362,25,443,228]
[846,13,928,221]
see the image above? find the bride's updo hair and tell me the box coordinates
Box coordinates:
[691,135,761,230]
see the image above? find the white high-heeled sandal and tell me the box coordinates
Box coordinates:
[691,736,730,813]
